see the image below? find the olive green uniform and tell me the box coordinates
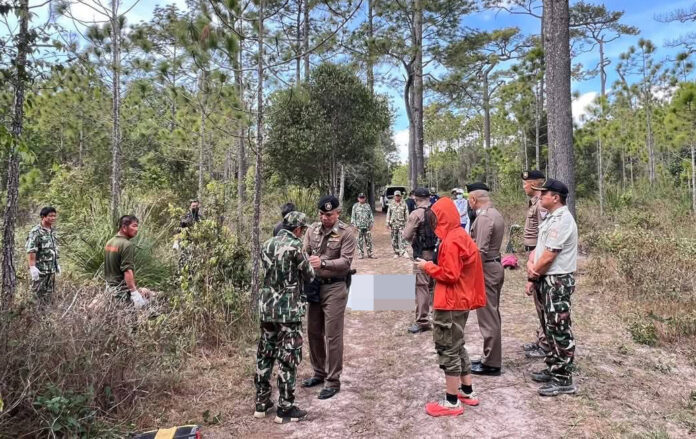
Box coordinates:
[104,235,136,301]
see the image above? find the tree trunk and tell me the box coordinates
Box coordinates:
[413,0,425,183]
[535,81,542,169]
[369,180,375,210]
[598,139,604,216]
[338,164,345,206]
[482,67,492,183]
[198,71,207,201]
[404,65,416,187]
[366,0,374,94]
[543,0,575,216]
[523,129,529,169]
[110,0,122,223]
[235,18,247,235]
[1,0,29,310]
[251,0,265,310]
[303,0,310,82]
[296,0,302,86]
[692,141,696,214]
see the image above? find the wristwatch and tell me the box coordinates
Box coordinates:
[320,259,326,269]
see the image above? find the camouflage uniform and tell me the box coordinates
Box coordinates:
[177,210,203,273]
[255,212,315,410]
[350,202,374,257]
[25,225,59,302]
[537,274,575,383]
[386,200,408,256]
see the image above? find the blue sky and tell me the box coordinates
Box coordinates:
[50,0,696,160]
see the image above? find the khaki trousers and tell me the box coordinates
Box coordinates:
[413,249,434,328]
[476,261,505,368]
[307,281,348,389]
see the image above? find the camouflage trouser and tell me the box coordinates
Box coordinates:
[390,227,406,255]
[432,310,472,376]
[538,273,576,384]
[255,321,303,409]
[357,228,373,257]
[32,273,55,304]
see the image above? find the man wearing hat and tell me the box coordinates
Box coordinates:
[302,195,357,399]
[520,170,550,359]
[527,179,578,396]
[386,190,409,258]
[254,211,314,422]
[467,182,506,376]
[403,187,437,333]
[452,188,470,233]
[350,193,375,259]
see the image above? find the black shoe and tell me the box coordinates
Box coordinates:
[530,369,552,383]
[525,346,548,359]
[301,377,324,388]
[254,401,274,418]
[407,323,431,334]
[471,363,501,376]
[538,381,577,396]
[318,387,340,399]
[274,406,308,423]
[522,342,539,352]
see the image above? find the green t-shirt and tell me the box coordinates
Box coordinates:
[104,235,135,294]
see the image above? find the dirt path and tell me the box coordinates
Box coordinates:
[148,211,696,438]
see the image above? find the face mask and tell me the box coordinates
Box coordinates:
[456,194,463,200]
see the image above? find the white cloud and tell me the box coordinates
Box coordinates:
[572,91,598,125]
[393,129,409,163]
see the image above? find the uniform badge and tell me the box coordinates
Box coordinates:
[324,202,332,211]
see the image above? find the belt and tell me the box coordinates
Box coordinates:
[319,276,346,285]
[484,257,501,263]
[524,245,536,252]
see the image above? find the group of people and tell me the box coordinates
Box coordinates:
[253,170,578,423]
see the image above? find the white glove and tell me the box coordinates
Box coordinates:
[130,290,147,309]
[56,264,61,276]
[29,266,40,281]
[172,240,180,250]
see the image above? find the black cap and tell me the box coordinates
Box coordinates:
[532,178,568,196]
[466,182,490,192]
[357,193,366,198]
[414,187,430,198]
[521,170,545,180]
[318,195,340,212]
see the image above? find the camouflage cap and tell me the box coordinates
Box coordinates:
[283,211,309,229]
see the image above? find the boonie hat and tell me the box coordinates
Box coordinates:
[318,195,340,212]
[521,170,545,180]
[533,178,569,196]
[283,211,308,229]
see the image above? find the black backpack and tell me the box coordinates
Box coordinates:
[412,207,438,258]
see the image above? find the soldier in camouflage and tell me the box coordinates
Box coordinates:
[386,190,409,258]
[26,207,60,304]
[254,211,315,424]
[350,193,375,259]
[526,179,578,397]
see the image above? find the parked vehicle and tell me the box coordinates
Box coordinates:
[380,186,408,212]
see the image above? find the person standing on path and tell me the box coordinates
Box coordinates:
[104,215,146,307]
[302,195,356,400]
[403,187,437,334]
[350,193,375,259]
[26,206,60,304]
[467,183,506,376]
[452,188,471,233]
[526,179,578,397]
[414,197,486,417]
[254,211,314,423]
[520,170,550,359]
[386,190,408,258]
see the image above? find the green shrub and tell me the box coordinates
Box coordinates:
[629,319,659,346]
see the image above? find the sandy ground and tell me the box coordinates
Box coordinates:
[143,211,696,438]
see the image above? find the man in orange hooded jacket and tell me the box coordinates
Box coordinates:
[415,197,487,417]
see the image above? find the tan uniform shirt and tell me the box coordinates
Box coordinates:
[471,205,505,261]
[524,195,547,247]
[402,198,431,242]
[303,220,356,278]
[534,205,577,274]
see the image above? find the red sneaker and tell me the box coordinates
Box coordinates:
[425,399,464,417]
[458,391,479,406]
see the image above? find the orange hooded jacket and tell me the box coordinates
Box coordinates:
[423,197,486,311]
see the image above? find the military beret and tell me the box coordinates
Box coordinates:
[394,190,402,196]
[318,195,340,212]
[466,182,490,192]
[357,192,366,198]
[521,170,545,180]
[283,211,308,229]
[414,187,430,198]
[533,178,569,196]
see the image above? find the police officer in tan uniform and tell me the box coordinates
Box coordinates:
[467,183,506,376]
[521,170,549,359]
[301,195,356,399]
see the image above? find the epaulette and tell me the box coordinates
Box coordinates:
[337,220,348,230]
